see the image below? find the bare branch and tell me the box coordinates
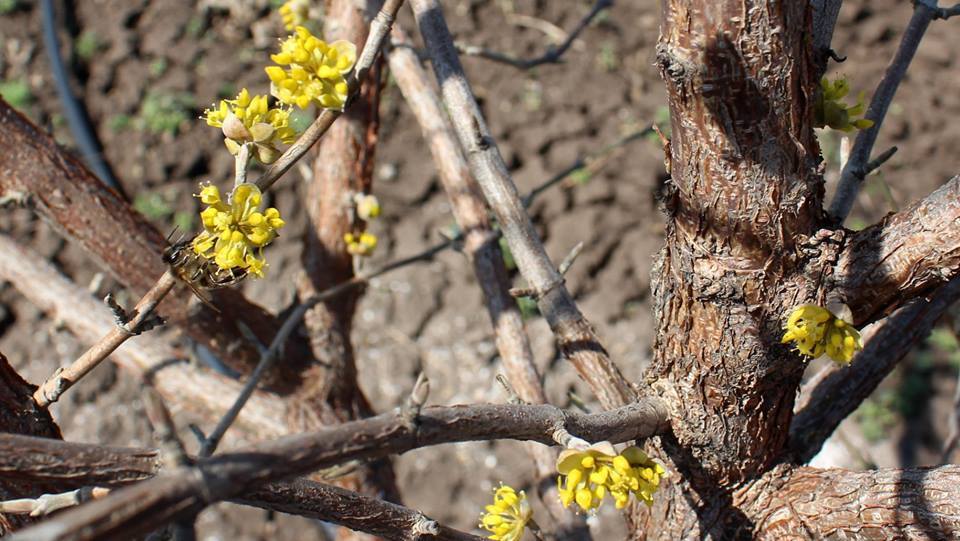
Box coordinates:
[0,435,480,541]
[835,175,960,324]
[410,0,635,409]
[32,272,176,408]
[0,488,111,518]
[0,234,289,439]
[789,276,960,464]
[829,1,944,221]
[934,3,960,18]
[748,465,960,539]
[8,398,669,539]
[454,0,612,70]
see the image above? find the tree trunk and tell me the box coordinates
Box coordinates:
[636,1,823,538]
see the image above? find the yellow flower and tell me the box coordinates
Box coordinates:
[815,76,874,132]
[279,0,310,31]
[344,231,377,257]
[265,26,356,110]
[479,484,531,541]
[781,304,863,364]
[355,193,381,221]
[203,88,296,164]
[192,183,286,278]
[557,442,665,512]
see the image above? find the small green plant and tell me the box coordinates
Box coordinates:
[0,0,20,15]
[74,31,103,62]
[646,105,671,146]
[0,78,34,110]
[597,41,619,72]
[137,92,194,136]
[107,114,132,132]
[928,327,960,369]
[856,390,898,444]
[149,57,169,78]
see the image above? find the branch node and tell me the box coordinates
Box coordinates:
[403,372,430,426]
[410,514,441,537]
[826,48,847,63]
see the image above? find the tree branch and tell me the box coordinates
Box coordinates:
[454,0,612,70]
[0,436,480,540]
[789,276,960,464]
[749,464,960,540]
[410,0,635,410]
[8,398,669,540]
[0,233,290,439]
[835,175,960,325]
[829,0,945,221]
[811,0,843,78]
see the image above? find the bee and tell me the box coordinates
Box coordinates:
[162,238,247,310]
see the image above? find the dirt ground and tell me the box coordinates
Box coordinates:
[1,0,960,539]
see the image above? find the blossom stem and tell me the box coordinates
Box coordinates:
[528,519,546,541]
[234,143,252,189]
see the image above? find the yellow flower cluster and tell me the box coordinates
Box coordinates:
[203,88,296,164]
[479,484,531,541]
[344,231,377,257]
[781,304,863,365]
[557,442,665,512]
[279,0,310,31]
[265,26,356,110]
[815,76,874,132]
[192,183,285,278]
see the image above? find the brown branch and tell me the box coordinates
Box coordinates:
[748,465,960,540]
[789,276,960,464]
[0,434,479,541]
[454,0,612,70]
[198,238,452,457]
[238,479,484,541]
[0,233,290,439]
[835,175,960,325]
[410,0,635,410]
[829,1,946,221]
[8,398,669,540]
[32,272,175,408]
[0,98,314,391]
[388,27,591,538]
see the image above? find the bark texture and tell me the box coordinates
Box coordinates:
[0,352,62,534]
[638,1,822,537]
[746,465,960,540]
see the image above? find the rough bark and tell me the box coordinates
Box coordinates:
[835,176,960,325]
[744,465,960,540]
[637,0,822,537]
[0,352,62,534]
[0,98,314,390]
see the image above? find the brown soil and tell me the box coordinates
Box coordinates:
[1,0,959,539]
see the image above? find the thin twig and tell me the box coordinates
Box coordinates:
[455,0,613,69]
[811,0,843,77]
[198,238,452,456]
[8,398,670,540]
[934,2,960,18]
[829,1,943,221]
[0,487,110,517]
[254,0,405,193]
[32,271,176,408]
[411,0,635,409]
[864,145,898,177]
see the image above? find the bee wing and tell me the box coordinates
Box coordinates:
[183,280,221,313]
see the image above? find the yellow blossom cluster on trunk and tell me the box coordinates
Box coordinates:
[781,304,863,364]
